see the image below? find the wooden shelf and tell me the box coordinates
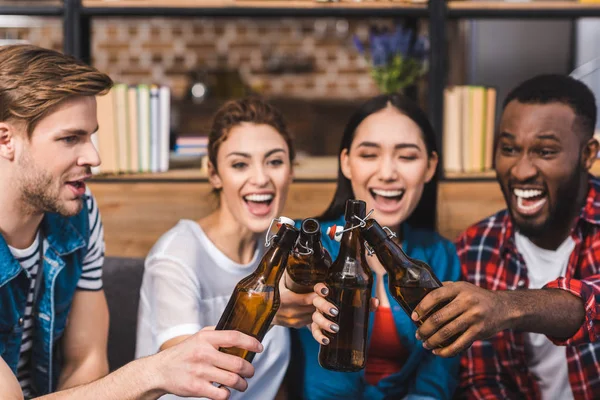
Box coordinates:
[82,0,427,16]
[448,1,600,18]
[0,2,62,15]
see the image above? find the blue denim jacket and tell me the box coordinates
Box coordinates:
[290,216,461,400]
[0,202,89,396]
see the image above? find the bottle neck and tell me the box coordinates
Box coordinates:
[255,240,294,285]
[337,227,364,266]
[298,231,323,257]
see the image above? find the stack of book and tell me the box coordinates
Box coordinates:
[93,83,171,175]
[443,85,497,177]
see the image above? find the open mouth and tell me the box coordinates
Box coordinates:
[243,193,275,217]
[513,188,547,216]
[66,179,86,196]
[369,188,405,212]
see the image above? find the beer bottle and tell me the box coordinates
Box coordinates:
[360,218,445,326]
[215,218,299,363]
[318,199,373,372]
[285,218,332,294]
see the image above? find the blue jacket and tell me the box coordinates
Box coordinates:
[0,203,89,396]
[290,215,461,400]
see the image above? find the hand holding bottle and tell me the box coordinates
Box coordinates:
[272,270,318,329]
[309,282,379,346]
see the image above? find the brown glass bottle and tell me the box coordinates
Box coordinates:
[285,218,332,294]
[318,199,373,372]
[360,218,446,326]
[215,221,299,363]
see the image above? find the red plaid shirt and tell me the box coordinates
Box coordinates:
[456,175,600,400]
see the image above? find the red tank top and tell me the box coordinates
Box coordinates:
[365,306,408,385]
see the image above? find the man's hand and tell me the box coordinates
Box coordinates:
[272,271,318,328]
[153,327,263,400]
[413,282,515,358]
[309,283,379,345]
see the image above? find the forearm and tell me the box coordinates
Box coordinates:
[37,356,165,400]
[503,288,585,339]
[57,352,109,390]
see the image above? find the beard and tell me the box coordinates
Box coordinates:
[17,152,84,217]
[510,162,585,239]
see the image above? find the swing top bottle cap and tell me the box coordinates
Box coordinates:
[277,216,295,227]
[326,225,344,242]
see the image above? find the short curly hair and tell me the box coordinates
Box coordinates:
[0,44,113,137]
[208,96,295,171]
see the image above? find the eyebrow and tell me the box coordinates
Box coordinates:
[59,126,99,136]
[356,141,422,151]
[498,132,515,140]
[226,148,287,159]
[537,133,561,142]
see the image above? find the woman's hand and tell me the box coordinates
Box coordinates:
[272,271,318,329]
[309,283,379,345]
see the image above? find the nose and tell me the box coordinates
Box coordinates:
[79,138,101,168]
[250,164,269,187]
[511,153,538,182]
[377,155,398,182]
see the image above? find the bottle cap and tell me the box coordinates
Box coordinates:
[277,216,295,227]
[326,225,344,242]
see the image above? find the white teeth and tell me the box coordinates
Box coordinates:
[513,188,544,199]
[372,189,404,198]
[517,196,547,211]
[244,194,274,202]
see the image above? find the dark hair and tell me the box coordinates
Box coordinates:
[0,44,113,138]
[503,74,597,138]
[318,93,438,231]
[208,96,295,172]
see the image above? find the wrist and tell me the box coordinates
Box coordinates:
[133,354,168,399]
[497,290,524,331]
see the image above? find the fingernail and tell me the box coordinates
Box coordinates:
[432,349,439,356]
[321,287,329,296]
[423,342,431,350]
[330,324,339,333]
[322,337,329,345]
[415,332,421,341]
[258,343,264,352]
[411,311,418,321]
[329,307,339,317]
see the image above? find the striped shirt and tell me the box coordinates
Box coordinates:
[11,190,105,399]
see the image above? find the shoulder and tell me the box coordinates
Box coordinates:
[145,220,206,271]
[455,209,509,253]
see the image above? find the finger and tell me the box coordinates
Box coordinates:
[369,297,380,312]
[310,321,330,346]
[312,310,339,334]
[204,366,249,393]
[313,296,338,317]
[313,283,330,297]
[411,284,458,323]
[204,330,263,354]
[201,326,216,331]
[196,381,231,400]
[281,286,318,306]
[416,298,463,342]
[207,347,256,379]
[430,327,478,358]
[421,313,469,350]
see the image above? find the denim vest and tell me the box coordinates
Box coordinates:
[0,202,89,396]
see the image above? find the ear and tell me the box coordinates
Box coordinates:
[425,151,439,183]
[583,137,599,171]
[207,160,222,190]
[0,122,17,161]
[340,148,352,180]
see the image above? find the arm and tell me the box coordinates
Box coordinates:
[37,329,263,400]
[57,290,109,389]
[0,357,24,400]
[412,282,585,358]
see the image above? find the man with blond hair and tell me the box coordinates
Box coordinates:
[0,44,262,400]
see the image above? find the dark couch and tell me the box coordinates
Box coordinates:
[102,256,145,371]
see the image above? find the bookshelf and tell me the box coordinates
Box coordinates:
[0,2,63,15]
[448,1,600,18]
